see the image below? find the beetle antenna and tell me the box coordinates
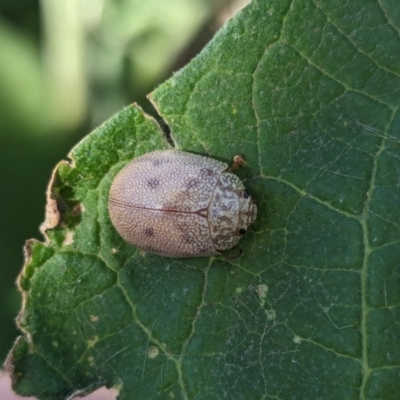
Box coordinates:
[228,155,246,172]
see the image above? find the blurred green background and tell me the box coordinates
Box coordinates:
[0,0,249,363]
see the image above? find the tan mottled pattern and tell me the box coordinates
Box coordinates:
[208,174,242,250]
[108,207,215,257]
[109,150,257,258]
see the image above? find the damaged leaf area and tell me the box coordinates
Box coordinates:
[7,105,172,399]
[7,1,400,399]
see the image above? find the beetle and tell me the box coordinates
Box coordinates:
[108,150,257,258]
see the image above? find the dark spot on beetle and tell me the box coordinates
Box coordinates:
[144,228,154,237]
[239,228,246,235]
[242,191,250,199]
[147,178,160,189]
[186,179,200,189]
[152,159,170,167]
[182,234,195,244]
[200,168,214,177]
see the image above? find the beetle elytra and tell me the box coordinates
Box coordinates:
[108,150,257,258]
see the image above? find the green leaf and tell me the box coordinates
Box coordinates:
[7,1,400,399]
